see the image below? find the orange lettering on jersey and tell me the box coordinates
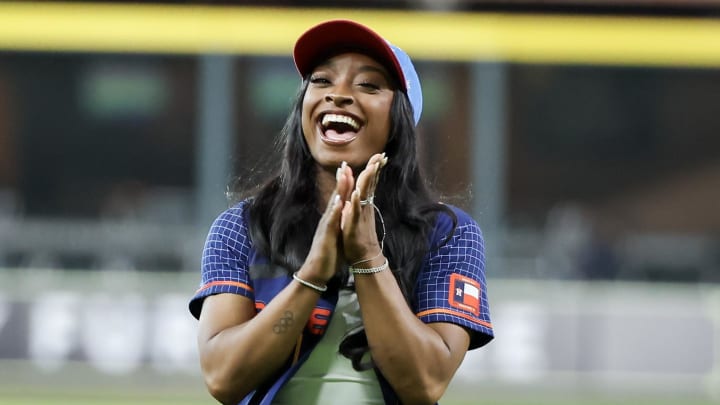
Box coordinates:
[255,302,329,335]
[306,308,331,335]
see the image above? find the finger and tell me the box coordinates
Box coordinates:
[367,153,386,186]
[355,174,369,203]
[348,189,363,228]
[368,152,384,171]
[322,193,343,223]
[322,161,351,224]
[355,158,377,197]
[324,168,336,206]
[351,188,362,210]
[372,153,388,188]
[357,161,381,202]
[315,193,342,246]
[349,188,378,244]
[340,199,352,230]
[339,189,361,234]
[369,161,381,198]
[329,161,350,202]
[339,162,355,203]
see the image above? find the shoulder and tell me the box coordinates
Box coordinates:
[435,204,477,227]
[205,200,253,250]
[210,200,250,231]
[215,199,249,221]
[431,204,483,244]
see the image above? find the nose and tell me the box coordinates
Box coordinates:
[325,93,353,107]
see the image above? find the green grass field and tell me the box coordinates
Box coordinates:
[1,389,718,405]
[0,395,718,405]
[1,361,717,405]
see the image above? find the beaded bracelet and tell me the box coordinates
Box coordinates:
[349,259,389,275]
[292,272,327,292]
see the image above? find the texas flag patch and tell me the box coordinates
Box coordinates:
[448,273,481,316]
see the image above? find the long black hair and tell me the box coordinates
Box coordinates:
[242,76,456,369]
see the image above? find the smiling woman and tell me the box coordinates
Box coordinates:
[301,53,394,170]
[187,20,493,405]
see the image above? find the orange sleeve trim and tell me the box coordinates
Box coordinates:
[195,280,254,294]
[416,308,493,329]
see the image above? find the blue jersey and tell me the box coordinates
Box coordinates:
[189,200,493,404]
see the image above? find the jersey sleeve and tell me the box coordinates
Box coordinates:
[415,206,494,349]
[188,201,255,320]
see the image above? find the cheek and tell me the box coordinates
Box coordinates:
[375,100,393,136]
[300,102,313,136]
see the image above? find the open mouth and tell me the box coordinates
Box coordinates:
[320,113,361,145]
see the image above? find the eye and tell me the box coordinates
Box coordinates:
[309,75,331,86]
[358,81,380,91]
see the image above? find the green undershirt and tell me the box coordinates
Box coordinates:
[273,288,384,404]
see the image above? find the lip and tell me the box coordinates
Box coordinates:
[319,132,357,146]
[317,110,364,127]
[316,110,364,146]
[318,123,358,146]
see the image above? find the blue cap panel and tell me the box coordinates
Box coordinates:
[389,43,423,126]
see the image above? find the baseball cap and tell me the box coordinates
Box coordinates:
[293,19,423,126]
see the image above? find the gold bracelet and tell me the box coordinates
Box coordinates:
[349,259,388,275]
[292,272,327,292]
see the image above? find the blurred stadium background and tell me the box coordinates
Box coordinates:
[1,1,720,404]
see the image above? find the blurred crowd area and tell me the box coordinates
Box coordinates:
[0,1,719,285]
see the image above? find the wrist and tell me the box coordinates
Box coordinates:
[293,271,327,293]
[295,267,330,287]
[349,249,383,268]
[349,257,388,275]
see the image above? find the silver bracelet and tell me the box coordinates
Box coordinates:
[292,272,327,292]
[349,259,389,275]
[350,251,383,267]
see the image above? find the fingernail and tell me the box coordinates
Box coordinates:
[341,161,347,170]
[334,194,341,205]
[382,157,388,166]
[336,167,342,181]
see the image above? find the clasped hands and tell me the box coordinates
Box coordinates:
[300,153,389,285]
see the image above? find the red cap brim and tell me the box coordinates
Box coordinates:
[293,20,407,91]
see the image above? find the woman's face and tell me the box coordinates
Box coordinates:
[302,52,394,171]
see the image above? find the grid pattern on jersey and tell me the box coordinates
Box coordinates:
[189,201,254,319]
[415,209,493,349]
[188,202,494,349]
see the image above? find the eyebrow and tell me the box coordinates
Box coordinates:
[314,61,390,78]
[357,65,390,77]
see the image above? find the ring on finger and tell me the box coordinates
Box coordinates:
[359,195,375,206]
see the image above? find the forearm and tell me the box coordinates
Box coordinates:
[354,268,458,404]
[199,280,321,404]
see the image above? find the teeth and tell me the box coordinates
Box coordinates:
[321,114,360,130]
